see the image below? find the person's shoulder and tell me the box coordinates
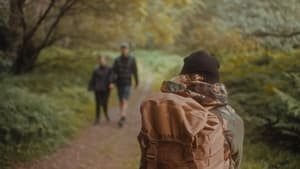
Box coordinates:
[115,56,121,60]
[215,105,244,123]
[91,66,100,76]
[93,65,99,71]
[107,66,113,71]
[129,55,136,60]
[214,104,236,114]
[128,56,137,65]
[112,57,121,66]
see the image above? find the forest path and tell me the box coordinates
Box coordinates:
[14,81,153,169]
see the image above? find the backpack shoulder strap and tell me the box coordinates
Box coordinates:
[209,106,233,164]
[207,106,227,130]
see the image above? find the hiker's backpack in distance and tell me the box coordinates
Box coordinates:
[138,92,228,169]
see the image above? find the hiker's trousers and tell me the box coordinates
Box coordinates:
[94,90,110,121]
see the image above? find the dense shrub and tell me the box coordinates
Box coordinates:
[0,47,98,168]
[0,84,72,166]
[221,50,300,150]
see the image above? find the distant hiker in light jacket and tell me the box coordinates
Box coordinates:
[138,51,244,169]
[89,56,113,125]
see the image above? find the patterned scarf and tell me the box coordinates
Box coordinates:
[161,74,228,107]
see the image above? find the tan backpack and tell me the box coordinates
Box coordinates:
[138,92,229,169]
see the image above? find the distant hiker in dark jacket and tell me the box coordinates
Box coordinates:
[89,56,113,125]
[112,43,139,127]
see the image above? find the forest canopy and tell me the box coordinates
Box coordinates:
[1,0,299,73]
[0,1,300,168]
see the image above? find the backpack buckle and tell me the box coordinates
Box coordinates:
[146,154,157,160]
[146,142,158,169]
[146,142,158,159]
[192,136,199,148]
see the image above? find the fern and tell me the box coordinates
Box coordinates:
[274,88,300,117]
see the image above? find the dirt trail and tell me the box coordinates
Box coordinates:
[15,82,152,169]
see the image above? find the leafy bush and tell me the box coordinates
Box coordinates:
[0,84,72,166]
[0,47,98,168]
[221,50,300,150]
[0,53,12,73]
[273,73,300,140]
[242,140,300,169]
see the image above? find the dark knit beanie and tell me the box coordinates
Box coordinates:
[180,50,220,84]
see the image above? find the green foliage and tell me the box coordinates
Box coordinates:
[242,141,300,169]
[274,87,300,117]
[54,0,194,49]
[0,84,72,163]
[0,1,8,25]
[132,50,182,89]
[0,54,12,73]
[0,47,99,168]
[221,49,300,149]
[272,73,300,138]
[210,0,300,50]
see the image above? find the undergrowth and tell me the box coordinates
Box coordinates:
[0,47,105,168]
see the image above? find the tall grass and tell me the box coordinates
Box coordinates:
[0,47,103,168]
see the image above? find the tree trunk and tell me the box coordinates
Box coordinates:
[7,0,78,74]
[8,0,39,74]
[7,0,25,61]
[12,42,40,74]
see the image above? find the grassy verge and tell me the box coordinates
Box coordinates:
[0,47,115,168]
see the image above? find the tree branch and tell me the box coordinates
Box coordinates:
[42,33,65,48]
[37,0,78,51]
[9,0,27,32]
[24,0,56,42]
[19,0,27,33]
[253,30,300,38]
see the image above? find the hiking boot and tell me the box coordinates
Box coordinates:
[105,115,110,123]
[118,116,126,128]
[94,119,100,125]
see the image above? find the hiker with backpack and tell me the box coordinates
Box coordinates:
[88,56,113,125]
[138,51,244,169]
[112,43,139,127]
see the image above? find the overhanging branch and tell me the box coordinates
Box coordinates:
[24,0,56,42]
[253,30,300,38]
[37,0,78,51]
